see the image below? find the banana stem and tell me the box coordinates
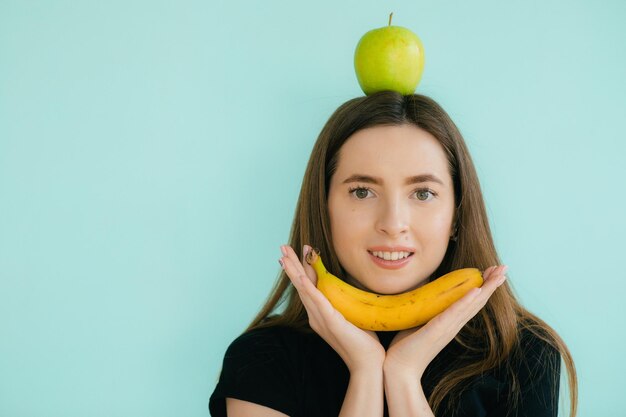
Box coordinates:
[305,247,319,265]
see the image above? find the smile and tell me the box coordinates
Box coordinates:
[367,250,414,270]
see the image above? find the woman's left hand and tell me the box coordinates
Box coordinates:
[383,265,508,379]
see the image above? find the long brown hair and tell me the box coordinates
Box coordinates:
[245,91,577,416]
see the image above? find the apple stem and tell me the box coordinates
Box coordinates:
[389,12,393,26]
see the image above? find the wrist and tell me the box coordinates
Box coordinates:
[349,361,385,378]
[383,367,422,387]
[383,359,423,381]
[384,369,434,417]
[339,365,384,417]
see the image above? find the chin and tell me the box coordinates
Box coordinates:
[374,287,407,296]
[368,274,430,295]
[366,279,414,295]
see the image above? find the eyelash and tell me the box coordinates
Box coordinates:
[348,186,438,201]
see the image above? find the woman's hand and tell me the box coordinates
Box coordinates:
[279,244,386,374]
[383,265,508,379]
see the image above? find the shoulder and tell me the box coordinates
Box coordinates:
[222,325,317,370]
[509,326,562,388]
[515,326,561,364]
[225,325,312,355]
[210,326,312,417]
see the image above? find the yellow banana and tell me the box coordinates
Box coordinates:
[304,248,483,331]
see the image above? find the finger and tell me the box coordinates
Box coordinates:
[462,265,508,318]
[426,265,509,339]
[466,265,506,308]
[281,254,320,314]
[482,265,497,281]
[280,246,311,295]
[287,249,348,324]
[281,248,331,316]
[436,271,496,329]
[282,245,315,286]
[279,253,303,292]
[285,249,373,342]
[482,265,508,292]
[283,255,347,331]
[298,266,337,317]
[452,285,484,317]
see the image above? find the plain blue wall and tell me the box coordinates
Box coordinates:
[1,1,624,416]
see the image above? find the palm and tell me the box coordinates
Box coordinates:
[281,244,386,371]
[384,265,507,376]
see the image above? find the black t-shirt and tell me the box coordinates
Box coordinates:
[209,325,560,417]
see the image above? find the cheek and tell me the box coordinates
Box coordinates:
[419,209,454,237]
[332,209,361,240]
[329,206,368,250]
[433,212,452,229]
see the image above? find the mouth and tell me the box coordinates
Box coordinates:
[367,250,414,270]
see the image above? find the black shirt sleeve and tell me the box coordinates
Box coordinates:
[209,327,299,417]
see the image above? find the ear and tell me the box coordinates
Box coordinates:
[449,212,459,240]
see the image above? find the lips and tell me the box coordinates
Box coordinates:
[367,245,416,252]
[367,250,414,270]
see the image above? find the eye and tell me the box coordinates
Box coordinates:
[348,186,373,200]
[414,188,437,201]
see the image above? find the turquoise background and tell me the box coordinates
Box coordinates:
[1,1,624,416]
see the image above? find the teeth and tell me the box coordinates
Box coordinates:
[371,251,411,260]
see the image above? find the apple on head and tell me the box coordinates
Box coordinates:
[354,13,425,96]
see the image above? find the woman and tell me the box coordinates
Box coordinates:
[209,91,577,417]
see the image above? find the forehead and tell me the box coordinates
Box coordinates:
[336,124,451,182]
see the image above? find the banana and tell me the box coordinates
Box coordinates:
[304,248,483,331]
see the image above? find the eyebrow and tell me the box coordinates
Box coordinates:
[341,173,445,186]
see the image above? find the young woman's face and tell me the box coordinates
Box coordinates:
[327,124,456,295]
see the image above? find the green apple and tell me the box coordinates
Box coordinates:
[354,13,425,95]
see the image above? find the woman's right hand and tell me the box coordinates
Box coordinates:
[280,244,386,374]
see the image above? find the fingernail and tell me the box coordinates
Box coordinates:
[502,265,509,273]
[278,258,284,268]
[280,245,287,256]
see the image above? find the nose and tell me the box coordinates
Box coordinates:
[375,196,410,237]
